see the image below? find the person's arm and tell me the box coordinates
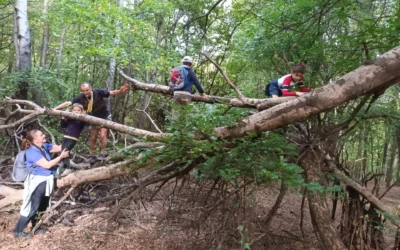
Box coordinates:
[47,143,62,153]
[54,101,72,110]
[110,84,129,96]
[60,118,68,128]
[281,76,297,96]
[35,150,69,169]
[189,70,205,95]
[299,84,312,92]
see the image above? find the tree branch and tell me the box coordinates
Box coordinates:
[118,69,268,108]
[200,51,244,99]
[0,99,169,141]
[214,45,400,139]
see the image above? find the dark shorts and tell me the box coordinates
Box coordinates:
[89,114,112,130]
[266,79,282,97]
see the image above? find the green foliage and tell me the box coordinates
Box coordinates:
[138,103,303,186]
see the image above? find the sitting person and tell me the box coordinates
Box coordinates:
[56,103,86,178]
[13,130,69,238]
[265,62,312,98]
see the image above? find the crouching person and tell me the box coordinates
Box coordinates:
[13,130,69,239]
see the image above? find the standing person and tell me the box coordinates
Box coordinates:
[265,62,312,98]
[13,130,69,238]
[54,83,129,161]
[169,56,206,106]
[55,103,86,178]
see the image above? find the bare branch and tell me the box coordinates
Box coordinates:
[119,69,268,108]
[200,51,244,99]
[0,99,170,140]
[37,118,55,144]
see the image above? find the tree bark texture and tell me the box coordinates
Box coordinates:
[14,0,32,100]
[214,46,400,139]
[299,149,347,250]
[0,158,139,209]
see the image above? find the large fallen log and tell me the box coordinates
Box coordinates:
[214,45,400,139]
[0,158,140,209]
[0,99,170,140]
[119,69,273,108]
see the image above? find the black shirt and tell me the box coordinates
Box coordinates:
[61,119,86,139]
[71,89,111,119]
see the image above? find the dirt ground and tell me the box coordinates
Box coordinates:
[1,182,399,250]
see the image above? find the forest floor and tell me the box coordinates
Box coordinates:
[1,177,399,250]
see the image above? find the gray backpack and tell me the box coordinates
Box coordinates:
[12,150,31,182]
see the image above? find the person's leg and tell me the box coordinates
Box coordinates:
[31,195,50,234]
[99,127,108,155]
[62,138,77,168]
[14,182,46,238]
[268,80,281,98]
[90,128,99,155]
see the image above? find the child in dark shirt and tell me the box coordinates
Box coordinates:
[56,103,86,178]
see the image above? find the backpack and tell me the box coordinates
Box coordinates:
[169,66,189,91]
[12,145,49,182]
[12,150,31,182]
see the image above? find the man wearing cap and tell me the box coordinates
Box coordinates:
[54,82,129,162]
[171,56,206,105]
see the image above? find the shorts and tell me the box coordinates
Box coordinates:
[89,114,112,130]
[267,79,282,97]
[173,91,192,106]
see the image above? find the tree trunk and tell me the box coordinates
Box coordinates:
[32,0,50,106]
[14,0,32,100]
[214,45,400,139]
[39,0,49,68]
[57,27,66,81]
[106,0,124,112]
[0,158,138,209]
[300,149,346,250]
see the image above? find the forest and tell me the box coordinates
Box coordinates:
[0,0,400,249]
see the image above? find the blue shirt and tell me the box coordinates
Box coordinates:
[26,143,55,176]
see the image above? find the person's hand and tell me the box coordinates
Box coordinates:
[296,92,305,96]
[60,149,69,159]
[120,83,129,93]
[61,116,65,120]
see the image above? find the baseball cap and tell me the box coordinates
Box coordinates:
[181,56,193,64]
[72,103,84,110]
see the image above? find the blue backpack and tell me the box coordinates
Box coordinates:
[169,66,189,91]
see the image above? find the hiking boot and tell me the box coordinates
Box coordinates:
[89,156,97,166]
[60,168,73,177]
[13,231,32,239]
[34,227,47,235]
[96,155,106,161]
[55,164,65,179]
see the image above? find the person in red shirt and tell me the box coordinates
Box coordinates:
[265,62,312,98]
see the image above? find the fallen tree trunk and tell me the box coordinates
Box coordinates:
[333,168,400,227]
[257,97,297,110]
[0,158,140,209]
[214,45,400,139]
[0,99,170,140]
[119,69,271,108]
